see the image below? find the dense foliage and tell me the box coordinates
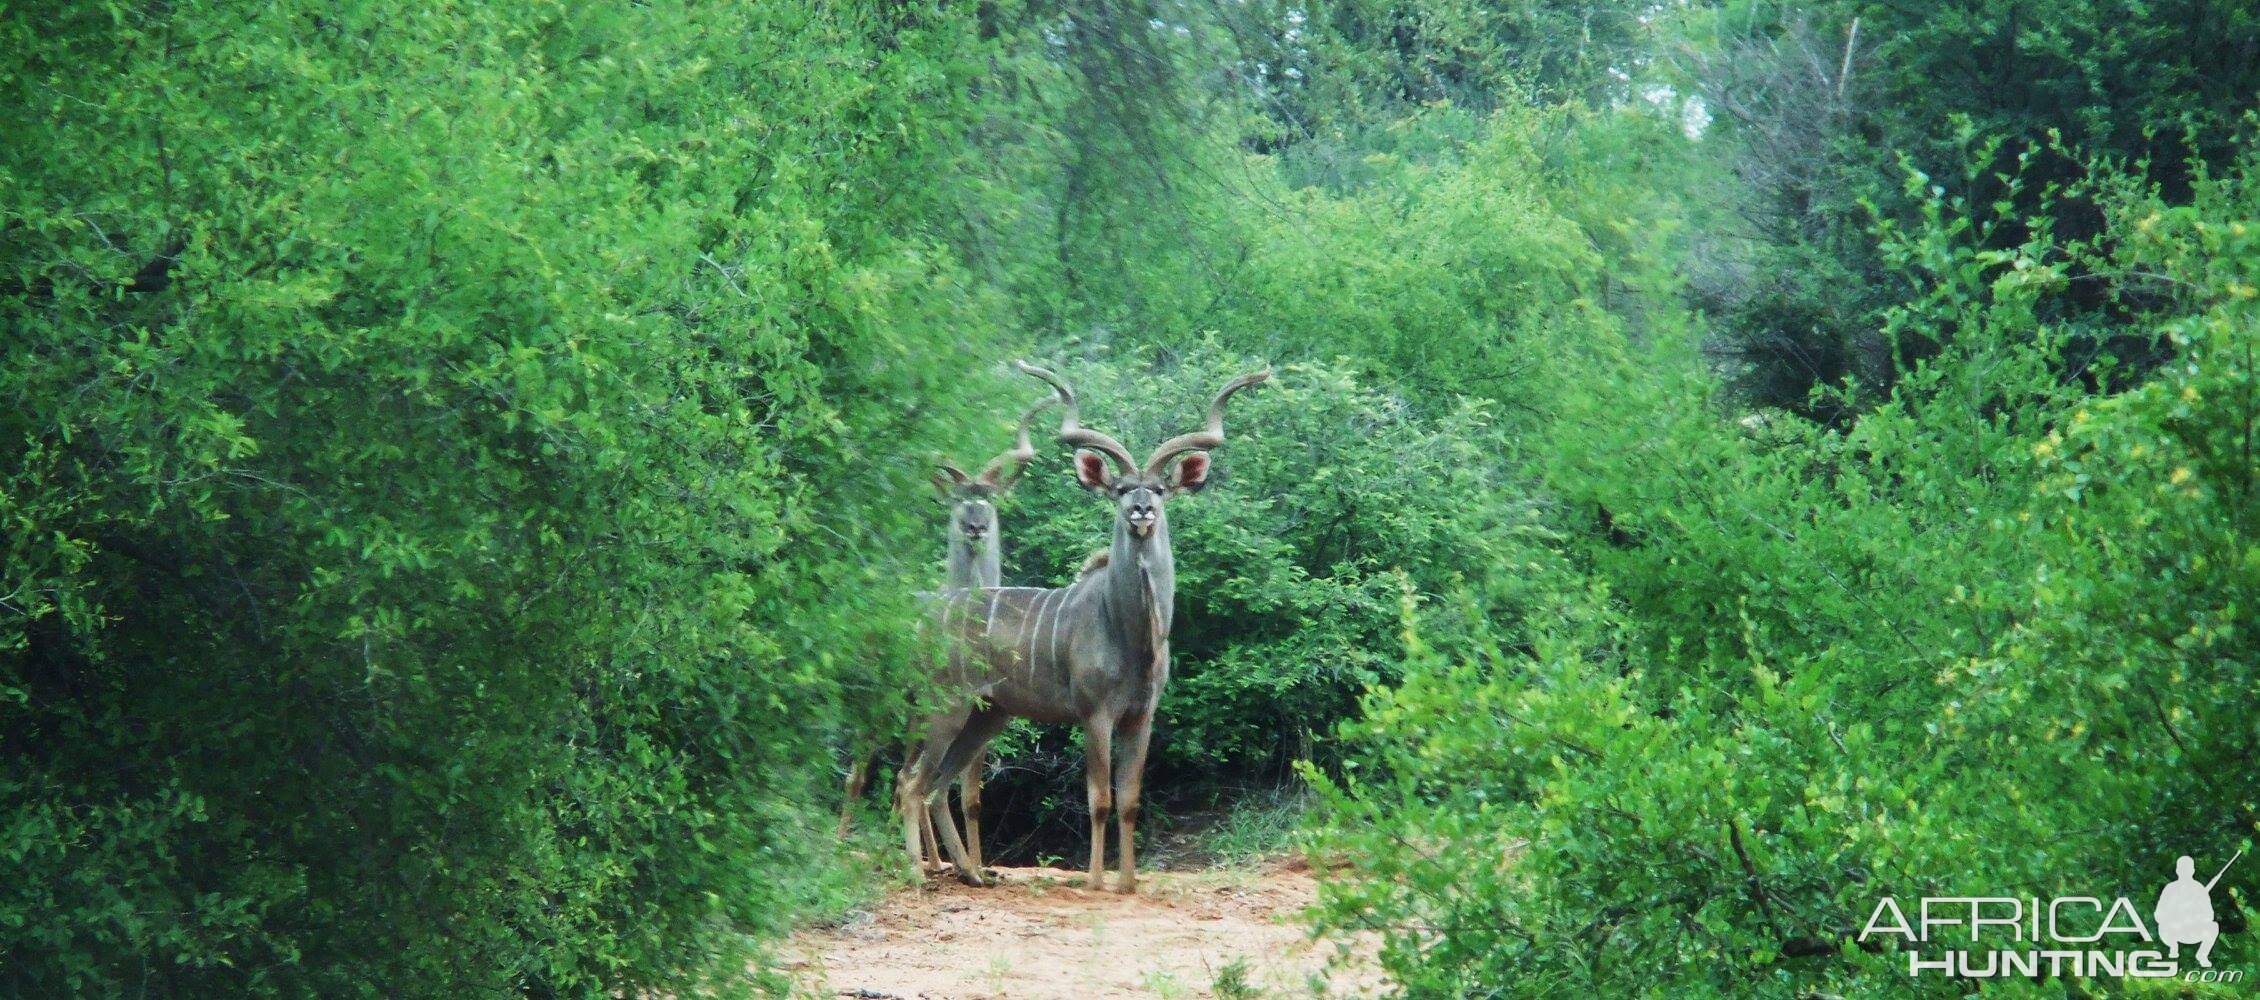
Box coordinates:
[2,2,1010,993]
[6,0,2254,995]
[1312,156,2260,994]
[1686,0,2260,418]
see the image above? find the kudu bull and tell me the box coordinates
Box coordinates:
[838,396,1054,876]
[899,361,1270,892]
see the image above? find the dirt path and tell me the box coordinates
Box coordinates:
[784,863,1382,999]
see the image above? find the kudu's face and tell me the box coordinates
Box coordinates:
[931,474,1002,543]
[1075,452,1210,539]
[926,395,1052,548]
[1015,357,1267,545]
[951,495,997,543]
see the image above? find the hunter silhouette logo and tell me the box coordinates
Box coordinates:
[2156,851,2239,969]
[1861,851,2245,983]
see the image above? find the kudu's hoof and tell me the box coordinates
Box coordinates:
[930,861,987,887]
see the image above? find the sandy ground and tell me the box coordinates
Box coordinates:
[783,863,1383,999]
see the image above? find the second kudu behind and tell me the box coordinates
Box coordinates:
[838,396,1054,876]
[899,360,1269,892]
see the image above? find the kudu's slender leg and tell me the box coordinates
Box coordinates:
[1082,715,1116,890]
[923,778,980,885]
[904,748,943,872]
[904,705,1002,886]
[959,749,987,875]
[1114,712,1156,894]
[920,776,986,874]
[897,763,929,880]
[845,742,943,869]
[934,710,1010,881]
[921,809,941,871]
[900,705,973,883]
[837,749,872,838]
[847,741,942,871]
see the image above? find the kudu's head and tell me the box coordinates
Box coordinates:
[931,396,1054,547]
[1013,361,1271,543]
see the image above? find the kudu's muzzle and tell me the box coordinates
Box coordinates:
[1125,490,1160,537]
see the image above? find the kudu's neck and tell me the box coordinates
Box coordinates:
[1102,510,1174,647]
[945,527,1001,589]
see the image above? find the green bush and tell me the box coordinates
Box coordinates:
[1307,152,2258,997]
[1,2,1013,993]
[1683,0,2260,415]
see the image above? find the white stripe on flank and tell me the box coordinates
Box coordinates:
[1047,584,1067,669]
[1035,588,1062,674]
[1021,590,1042,675]
[1018,590,1048,670]
[1044,588,1071,669]
[983,589,1002,638]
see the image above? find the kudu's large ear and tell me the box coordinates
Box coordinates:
[1074,450,1114,493]
[932,464,972,500]
[1165,452,1212,494]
